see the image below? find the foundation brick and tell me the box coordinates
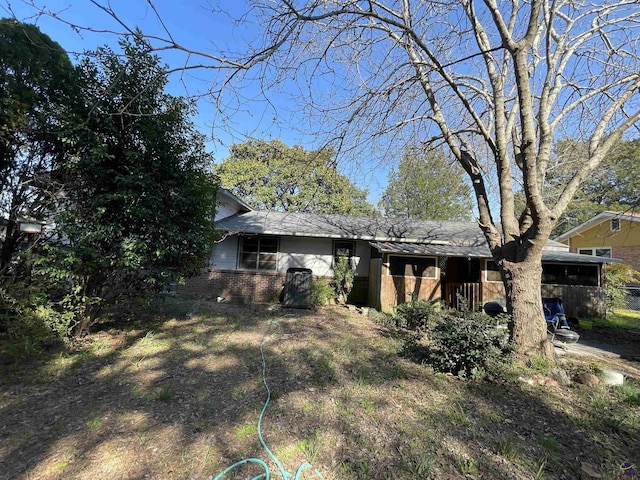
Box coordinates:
[179,269,286,303]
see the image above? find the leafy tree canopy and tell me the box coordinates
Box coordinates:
[379,147,473,221]
[0,18,75,270]
[547,139,640,236]
[217,139,378,216]
[53,34,218,332]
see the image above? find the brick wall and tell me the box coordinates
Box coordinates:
[179,269,371,305]
[612,245,640,273]
[178,269,286,303]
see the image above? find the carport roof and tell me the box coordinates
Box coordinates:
[370,241,620,264]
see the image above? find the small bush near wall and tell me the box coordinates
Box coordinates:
[310,278,335,307]
[394,299,439,331]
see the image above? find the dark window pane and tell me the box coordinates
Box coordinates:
[611,218,620,231]
[542,263,565,284]
[567,264,598,286]
[241,253,257,269]
[260,238,278,252]
[334,241,355,267]
[243,237,259,252]
[258,260,277,270]
[240,236,278,271]
[334,241,355,262]
[542,262,598,286]
[390,257,436,278]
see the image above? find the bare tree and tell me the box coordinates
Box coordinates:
[18,0,640,359]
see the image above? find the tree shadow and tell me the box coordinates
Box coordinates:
[0,299,637,479]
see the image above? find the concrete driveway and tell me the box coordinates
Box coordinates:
[555,339,640,379]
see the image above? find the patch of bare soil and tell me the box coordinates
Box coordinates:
[0,299,638,480]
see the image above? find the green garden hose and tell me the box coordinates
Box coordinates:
[212,321,323,480]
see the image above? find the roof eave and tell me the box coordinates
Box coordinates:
[555,210,640,242]
[217,226,451,244]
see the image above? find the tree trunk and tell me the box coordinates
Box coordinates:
[0,218,18,272]
[502,256,555,360]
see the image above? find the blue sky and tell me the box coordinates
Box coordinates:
[1,0,392,203]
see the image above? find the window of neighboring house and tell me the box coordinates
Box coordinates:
[389,256,437,278]
[333,240,355,266]
[611,218,621,232]
[485,260,502,282]
[240,236,279,271]
[541,262,599,287]
[578,247,612,258]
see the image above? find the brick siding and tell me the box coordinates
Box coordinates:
[179,269,370,305]
[612,245,640,273]
[178,269,286,303]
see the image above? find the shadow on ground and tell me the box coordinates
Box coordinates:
[0,298,638,479]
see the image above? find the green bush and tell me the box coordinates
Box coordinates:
[333,257,356,304]
[310,278,335,307]
[0,282,74,356]
[395,299,438,331]
[605,263,640,312]
[402,303,510,378]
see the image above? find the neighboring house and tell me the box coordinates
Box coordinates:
[555,211,640,277]
[180,190,615,317]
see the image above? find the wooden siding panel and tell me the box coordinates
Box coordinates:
[541,285,605,318]
[381,274,441,311]
[368,258,382,310]
[570,218,640,249]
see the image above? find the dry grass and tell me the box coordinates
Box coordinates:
[1,297,639,479]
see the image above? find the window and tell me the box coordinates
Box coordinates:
[240,236,279,270]
[541,262,599,287]
[611,218,621,232]
[333,240,355,266]
[578,247,612,258]
[485,260,502,282]
[389,256,437,278]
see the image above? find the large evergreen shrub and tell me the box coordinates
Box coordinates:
[401,300,510,378]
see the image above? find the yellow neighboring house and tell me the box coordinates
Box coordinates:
[555,211,640,277]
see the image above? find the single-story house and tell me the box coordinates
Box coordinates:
[180,190,616,317]
[555,211,640,276]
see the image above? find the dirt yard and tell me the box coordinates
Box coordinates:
[1,299,639,479]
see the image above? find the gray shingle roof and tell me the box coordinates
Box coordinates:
[215,211,486,245]
[216,211,618,264]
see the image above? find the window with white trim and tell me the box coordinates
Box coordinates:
[240,236,279,271]
[611,218,621,232]
[578,247,612,258]
[389,256,437,278]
